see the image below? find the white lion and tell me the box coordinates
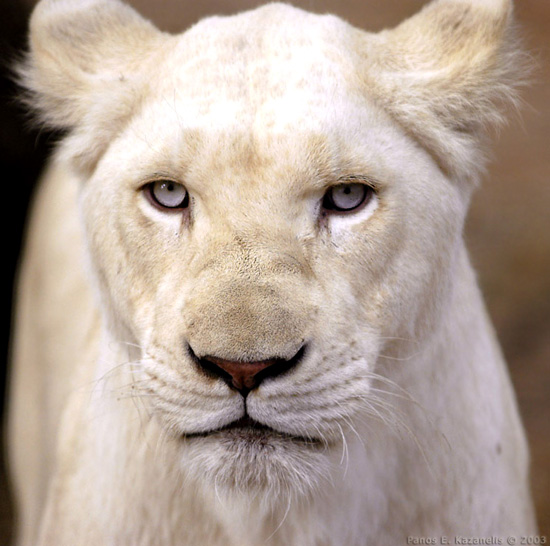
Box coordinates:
[9,0,537,544]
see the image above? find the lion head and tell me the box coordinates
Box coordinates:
[19,0,524,503]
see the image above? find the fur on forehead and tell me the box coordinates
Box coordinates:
[18,0,526,181]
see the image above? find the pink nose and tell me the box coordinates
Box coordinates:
[202,356,279,391]
[191,345,306,395]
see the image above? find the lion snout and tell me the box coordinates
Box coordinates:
[182,265,315,355]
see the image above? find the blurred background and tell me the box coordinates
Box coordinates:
[1,0,548,542]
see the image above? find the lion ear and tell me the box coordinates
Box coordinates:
[367,0,527,181]
[20,0,164,128]
[19,0,165,170]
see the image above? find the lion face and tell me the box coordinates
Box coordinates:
[77,14,466,494]
[22,0,518,496]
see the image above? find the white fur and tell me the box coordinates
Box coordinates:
[9,1,536,544]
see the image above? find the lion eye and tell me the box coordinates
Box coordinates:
[146,180,189,210]
[323,183,372,212]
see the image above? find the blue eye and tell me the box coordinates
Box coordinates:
[323,183,372,212]
[146,180,189,210]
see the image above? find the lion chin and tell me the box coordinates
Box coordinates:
[179,416,330,498]
[8,0,536,544]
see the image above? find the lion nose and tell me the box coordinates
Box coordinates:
[189,345,306,395]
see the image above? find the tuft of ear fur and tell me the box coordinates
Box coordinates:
[365,0,528,183]
[18,0,165,172]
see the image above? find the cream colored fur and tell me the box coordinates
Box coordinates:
[9,1,537,544]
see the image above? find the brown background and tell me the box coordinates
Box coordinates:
[2,0,548,542]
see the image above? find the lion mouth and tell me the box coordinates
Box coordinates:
[183,416,321,446]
